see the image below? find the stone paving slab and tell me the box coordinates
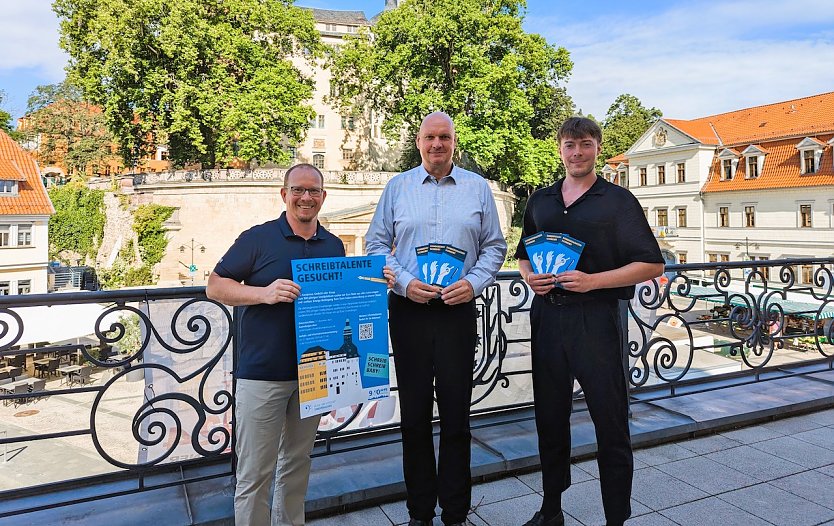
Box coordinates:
[658,496,772,526]
[718,482,834,526]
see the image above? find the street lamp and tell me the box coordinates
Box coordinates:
[178,238,206,286]
[734,237,759,260]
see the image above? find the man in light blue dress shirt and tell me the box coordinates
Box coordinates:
[365,112,507,526]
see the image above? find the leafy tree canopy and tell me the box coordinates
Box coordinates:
[0,90,16,136]
[330,0,574,188]
[599,93,662,170]
[24,81,113,178]
[54,0,324,168]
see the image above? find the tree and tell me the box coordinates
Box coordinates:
[54,0,325,169]
[329,0,574,188]
[24,82,114,178]
[599,94,662,170]
[0,90,16,136]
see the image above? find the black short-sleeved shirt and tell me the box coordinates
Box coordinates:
[214,212,345,381]
[514,176,664,300]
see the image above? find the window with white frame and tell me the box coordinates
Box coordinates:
[618,170,628,187]
[677,252,687,265]
[639,167,647,186]
[657,208,668,227]
[642,207,649,220]
[741,145,766,179]
[747,156,759,178]
[0,224,9,247]
[722,159,734,180]
[345,25,357,33]
[744,205,756,227]
[796,137,824,174]
[800,204,812,228]
[0,281,9,295]
[312,154,325,169]
[676,162,685,183]
[317,115,325,129]
[0,180,18,194]
[17,224,32,246]
[342,149,355,161]
[17,280,31,295]
[677,207,687,228]
[803,150,816,173]
[719,206,729,227]
[657,165,666,184]
[718,149,739,180]
[325,23,337,32]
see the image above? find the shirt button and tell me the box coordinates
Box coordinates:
[563,210,568,214]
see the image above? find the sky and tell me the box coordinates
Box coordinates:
[1,0,833,122]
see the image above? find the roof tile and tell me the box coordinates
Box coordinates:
[0,130,54,216]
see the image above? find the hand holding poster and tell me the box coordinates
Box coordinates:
[292,255,390,418]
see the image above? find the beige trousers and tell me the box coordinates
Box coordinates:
[234,379,320,526]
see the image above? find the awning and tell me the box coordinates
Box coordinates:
[671,283,834,320]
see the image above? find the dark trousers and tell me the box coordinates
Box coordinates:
[530,295,633,525]
[389,293,477,525]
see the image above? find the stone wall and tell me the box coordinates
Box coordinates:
[93,169,516,287]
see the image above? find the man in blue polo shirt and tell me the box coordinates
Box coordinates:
[207,163,344,525]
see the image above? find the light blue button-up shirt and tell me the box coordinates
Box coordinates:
[365,165,507,298]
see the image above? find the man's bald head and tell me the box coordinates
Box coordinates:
[416,112,456,178]
[420,111,456,134]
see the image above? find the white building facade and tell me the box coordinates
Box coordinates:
[605,92,834,277]
[0,130,54,295]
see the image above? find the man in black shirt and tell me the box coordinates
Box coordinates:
[207,164,344,526]
[516,118,664,526]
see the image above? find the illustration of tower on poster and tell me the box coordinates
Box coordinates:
[298,319,363,405]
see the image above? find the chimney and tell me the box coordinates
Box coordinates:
[384,0,398,10]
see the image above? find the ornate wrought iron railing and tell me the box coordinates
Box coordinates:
[0,257,832,515]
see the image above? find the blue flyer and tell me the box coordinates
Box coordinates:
[523,231,585,275]
[292,255,390,418]
[414,243,466,286]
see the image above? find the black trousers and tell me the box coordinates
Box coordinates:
[530,295,633,525]
[389,293,477,524]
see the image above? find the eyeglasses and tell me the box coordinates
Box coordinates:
[288,186,323,197]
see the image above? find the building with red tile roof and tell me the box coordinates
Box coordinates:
[604,91,834,270]
[0,129,54,295]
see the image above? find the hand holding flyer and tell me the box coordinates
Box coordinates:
[414,243,467,286]
[522,231,585,280]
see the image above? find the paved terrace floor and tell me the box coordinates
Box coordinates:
[309,407,834,526]
[2,365,834,525]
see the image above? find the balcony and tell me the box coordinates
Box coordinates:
[1,258,833,524]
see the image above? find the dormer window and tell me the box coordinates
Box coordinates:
[616,162,628,188]
[0,180,19,195]
[718,149,740,181]
[796,137,824,174]
[741,145,767,179]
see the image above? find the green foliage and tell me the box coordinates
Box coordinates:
[47,182,106,262]
[132,204,175,267]
[116,314,143,354]
[503,226,521,267]
[24,81,114,178]
[598,94,662,171]
[54,0,325,168]
[330,0,574,188]
[0,90,13,135]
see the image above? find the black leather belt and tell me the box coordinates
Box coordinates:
[543,291,599,306]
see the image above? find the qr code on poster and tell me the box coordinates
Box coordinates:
[359,323,373,341]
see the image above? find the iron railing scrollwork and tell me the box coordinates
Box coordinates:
[1,257,833,515]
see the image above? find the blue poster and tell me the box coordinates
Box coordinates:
[292,255,390,418]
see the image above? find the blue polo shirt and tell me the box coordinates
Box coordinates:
[214,212,345,381]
